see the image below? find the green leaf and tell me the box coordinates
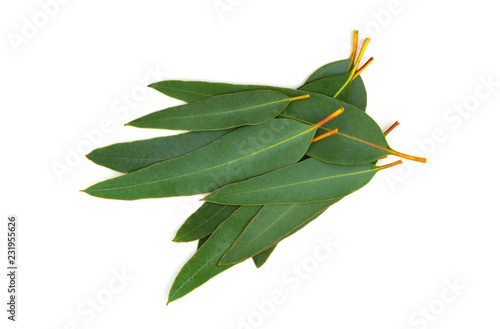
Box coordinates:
[149,80,304,103]
[174,203,238,242]
[127,90,306,131]
[168,206,261,303]
[220,201,334,265]
[84,119,317,200]
[252,245,276,268]
[86,130,232,173]
[205,158,398,205]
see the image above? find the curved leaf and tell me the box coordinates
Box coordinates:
[149,80,303,102]
[205,159,393,205]
[127,90,305,131]
[84,119,316,200]
[86,130,232,173]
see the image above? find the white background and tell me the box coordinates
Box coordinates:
[1,0,500,328]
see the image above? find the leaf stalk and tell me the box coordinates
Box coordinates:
[313,108,344,129]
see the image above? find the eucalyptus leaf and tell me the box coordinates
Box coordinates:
[86,130,232,173]
[84,118,317,200]
[127,90,308,131]
[149,80,304,103]
[205,158,401,205]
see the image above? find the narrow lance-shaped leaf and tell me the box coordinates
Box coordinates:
[86,130,232,173]
[84,114,340,200]
[148,80,307,103]
[205,158,403,205]
[168,206,261,304]
[219,201,335,265]
[127,90,309,131]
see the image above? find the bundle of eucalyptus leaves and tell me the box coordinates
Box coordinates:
[84,31,426,303]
